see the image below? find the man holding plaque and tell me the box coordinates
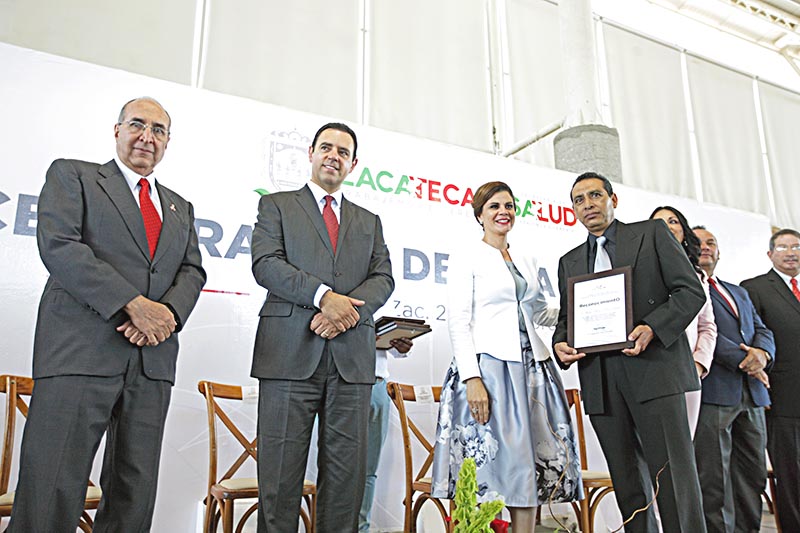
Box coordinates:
[553,172,707,533]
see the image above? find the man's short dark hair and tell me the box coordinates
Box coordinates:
[769,228,800,251]
[311,122,358,160]
[570,172,614,201]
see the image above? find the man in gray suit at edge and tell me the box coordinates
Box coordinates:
[251,123,394,532]
[8,97,206,532]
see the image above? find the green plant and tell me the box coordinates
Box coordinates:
[452,458,506,533]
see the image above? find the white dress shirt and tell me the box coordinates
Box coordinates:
[114,155,163,219]
[772,267,798,292]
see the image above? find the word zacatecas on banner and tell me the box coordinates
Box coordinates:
[344,167,578,226]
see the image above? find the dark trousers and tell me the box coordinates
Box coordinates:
[694,385,767,533]
[767,414,800,533]
[257,347,371,533]
[7,350,171,533]
[589,354,706,533]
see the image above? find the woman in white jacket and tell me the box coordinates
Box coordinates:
[431,182,582,532]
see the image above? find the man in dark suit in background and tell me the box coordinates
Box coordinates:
[742,228,800,532]
[250,123,394,532]
[553,172,707,533]
[8,97,206,532]
[692,226,774,533]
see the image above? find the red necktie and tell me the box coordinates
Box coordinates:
[322,195,339,254]
[709,278,738,317]
[792,278,800,302]
[138,178,162,260]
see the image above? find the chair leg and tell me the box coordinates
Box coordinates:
[580,493,592,533]
[205,497,218,533]
[221,500,234,533]
[769,475,783,533]
[403,495,413,533]
[309,493,317,533]
[236,503,258,533]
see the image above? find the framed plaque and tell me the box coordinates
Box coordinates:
[567,266,634,353]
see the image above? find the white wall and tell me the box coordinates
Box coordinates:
[2,0,800,229]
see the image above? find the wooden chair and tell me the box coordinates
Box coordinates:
[0,374,101,532]
[386,381,450,533]
[197,380,316,533]
[564,388,615,533]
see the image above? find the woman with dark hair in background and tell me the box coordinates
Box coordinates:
[431,181,582,532]
[650,205,717,435]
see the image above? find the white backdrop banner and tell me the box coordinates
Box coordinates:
[0,42,773,532]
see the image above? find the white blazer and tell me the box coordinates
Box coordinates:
[447,239,558,382]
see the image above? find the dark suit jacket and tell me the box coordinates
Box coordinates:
[701,279,774,407]
[552,220,705,415]
[250,185,394,384]
[33,159,206,383]
[742,270,797,416]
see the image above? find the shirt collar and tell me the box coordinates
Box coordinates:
[114,155,157,191]
[772,267,796,286]
[588,219,617,247]
[307,180,343,207]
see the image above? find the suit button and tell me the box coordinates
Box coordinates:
[151,267,157,274]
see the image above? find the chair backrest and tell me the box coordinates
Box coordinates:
[196,381,257,495]
[386,382,442,487]
[564,388,589,468]
[0,375,33,498]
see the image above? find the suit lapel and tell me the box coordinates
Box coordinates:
[714,279,742,323]
[767,270,800,316]
[615,221,643,270]
[337,198,355,258]
[152,183,182,265]
[295,185,335,257]
[97,160,150,260]
[565,243,590,277]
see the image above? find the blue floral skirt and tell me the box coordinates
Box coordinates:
[430,348,583,507]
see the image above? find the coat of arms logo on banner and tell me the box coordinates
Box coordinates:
[265,129,310,193]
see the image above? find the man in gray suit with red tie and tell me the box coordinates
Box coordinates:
[251,123,394,532]
[692,226,773,533]
[742,228,800,532]
[8,97,206,532]
[553,172,707,533]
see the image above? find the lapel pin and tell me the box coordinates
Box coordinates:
[170,204,176,212]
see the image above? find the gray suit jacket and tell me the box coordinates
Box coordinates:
[250,185,394,384]
[552,219,705,414]
[33,159,206,383]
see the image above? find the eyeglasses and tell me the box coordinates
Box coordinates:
[774,244,800,252]
[119,119,169,141]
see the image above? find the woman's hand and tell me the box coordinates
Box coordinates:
[465,377,490,424]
